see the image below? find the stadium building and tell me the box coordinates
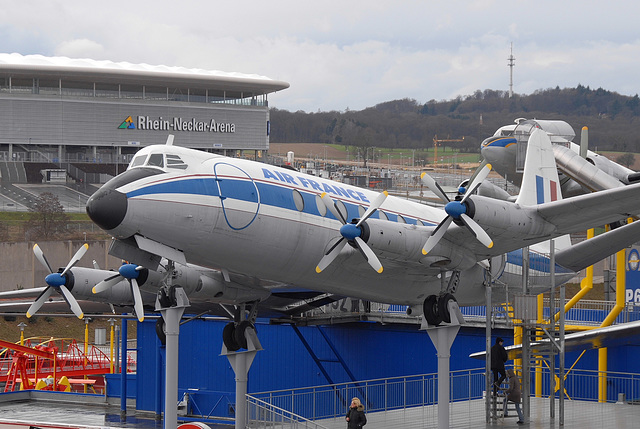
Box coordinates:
[0,53,289,167]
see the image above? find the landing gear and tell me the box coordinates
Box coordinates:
[223,322,240,351]
[424,295,442,326]
[423,293,458,326]
[222,301,259,352]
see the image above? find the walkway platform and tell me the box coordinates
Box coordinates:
[317,397,640,429]
[0,395,637,429]
[0,393,232,429]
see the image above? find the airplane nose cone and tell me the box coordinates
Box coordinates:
[86,188,128,231]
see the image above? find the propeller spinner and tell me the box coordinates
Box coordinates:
[316,190,388,274]
[28,243,88,319]
[93,263,148,322]
[421,164,494,255]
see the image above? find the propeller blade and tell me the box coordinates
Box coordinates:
[130,278,145,322]
[59,285,84,319]
[467,159,488,185]
[60,243,89,276]
[422,216,453,255]
[460,213,494,248]
[92,260,100,270]
[320,192,347,224]
[460,163,492,203]
[356,191,388,227]
[420,172,450,203]
[93,274,122,294]
[33,244,53,273]
[26,287,54,318]
[316,238,347,273]
[354,237,383,273]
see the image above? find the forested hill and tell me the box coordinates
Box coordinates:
[269,85,640,153]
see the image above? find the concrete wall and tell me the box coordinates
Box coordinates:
[0,240,122,292]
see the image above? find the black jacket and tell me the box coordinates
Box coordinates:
[346,404,367,428]
[490,342,507,370]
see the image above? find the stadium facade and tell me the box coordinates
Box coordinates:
[0,53,290,164]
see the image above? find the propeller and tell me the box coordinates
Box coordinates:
[93,263,147,322]
[316,191,388,274]
[28,243,88,319]
[421,164,494,255]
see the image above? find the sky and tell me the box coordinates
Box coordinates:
[2,1,639,113]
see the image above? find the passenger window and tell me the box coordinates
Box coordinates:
[146,153,164,168]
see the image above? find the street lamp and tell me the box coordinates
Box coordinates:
[17,322,27,346]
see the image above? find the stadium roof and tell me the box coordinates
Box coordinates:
[0,53,289,96]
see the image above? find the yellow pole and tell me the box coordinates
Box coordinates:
[598,247,627,402]
[555,229,595,322]
[109,320,115,374]
[535,293,543,397]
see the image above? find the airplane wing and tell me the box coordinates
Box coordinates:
[536,184,640,235]
[0,287,117,315]
[555,219,640,272]
[469,320,640,361]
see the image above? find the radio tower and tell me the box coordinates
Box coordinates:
[508,42,515,98]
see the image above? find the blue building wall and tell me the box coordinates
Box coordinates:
[132,317,640,415]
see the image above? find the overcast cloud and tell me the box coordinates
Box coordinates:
[2,1,639,112]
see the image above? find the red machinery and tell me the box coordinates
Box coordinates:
[0,337,113,392]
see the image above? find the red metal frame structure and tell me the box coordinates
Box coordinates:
[0,337,112,392]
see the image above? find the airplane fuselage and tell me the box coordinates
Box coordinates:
[86,144,574,308]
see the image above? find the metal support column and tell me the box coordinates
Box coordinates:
[222,328,263,429]
[120,317,128,418]
[156,287,190,429]
[423,300,465,429]
[485,280,492,423]
[521,246,530,424]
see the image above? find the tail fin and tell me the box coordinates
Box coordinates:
[515,129,571,251]
[515,129,562,206]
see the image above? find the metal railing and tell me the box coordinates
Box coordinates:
[247,394,330,429]
[251,367,640,428]
[252,369,485,422]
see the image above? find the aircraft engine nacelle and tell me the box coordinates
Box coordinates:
[361,218,428,258]
[363,218,477,269]
[468,196,555,238]
[192,274,271,304]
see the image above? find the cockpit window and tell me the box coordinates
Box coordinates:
[166,154,188,170]
[146,153,164,168]
[130,155,147,168]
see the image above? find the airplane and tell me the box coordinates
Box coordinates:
[480,118,639,198]
[34,128,639,354]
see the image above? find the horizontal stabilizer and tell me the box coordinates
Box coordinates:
[470,320,640,361]
[556,220,640,272]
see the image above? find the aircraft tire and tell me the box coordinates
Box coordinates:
[423,295,442,326]
[223,322,241,351]
[438,293,456,324]
[234,320,255,350]
[155,318,166,346]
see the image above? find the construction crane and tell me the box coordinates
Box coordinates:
[433,135,464,165]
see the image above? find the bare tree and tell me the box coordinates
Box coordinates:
[27,192,69,240]
[616,153,636,169]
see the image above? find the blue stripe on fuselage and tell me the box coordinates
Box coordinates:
[124,175,432,226]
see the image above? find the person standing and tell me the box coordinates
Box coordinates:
[502,368,525,424]
[491,337,508,394]
[346,397,367,428]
